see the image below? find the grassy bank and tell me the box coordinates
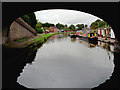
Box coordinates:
[26,33,59,50]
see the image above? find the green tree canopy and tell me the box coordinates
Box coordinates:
[95,19,101,23]
[43,27,49,30]
[85,24,88,28]
[69,24,75,31]
[35,22,43,33]
[64,24,68,28]
[90,19,109,29]
[35,22,42,29]
[56,23,64,29]
[21,12,37,28]
[76,24,84,30]
[42,22,55,27]
[98,21,106,28]
[90,22,98,29]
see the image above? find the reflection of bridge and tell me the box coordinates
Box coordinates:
[71,36,114,54]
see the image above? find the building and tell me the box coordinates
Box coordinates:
[49,26,59,33]
[98,28,115,38]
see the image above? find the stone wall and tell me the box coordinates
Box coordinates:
[5,17,37,42]
[2,27,8,44]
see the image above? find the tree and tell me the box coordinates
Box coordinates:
[35,21,43,33]
[35,22,42,29]
[76,24,84,30]
[98,21,106,28]
[90,22,98,29]
[90,19,110,29]
[95,19,101,23]
[36,28,43,33]
[21,12,37,28]
[65,24,68,28]
[43,27,49,30]
[85,24,88,28]
[42,22,54,27]
[56,23,64,29]
[69,24,75,31]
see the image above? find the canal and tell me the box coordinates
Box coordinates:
[17,33,115,88]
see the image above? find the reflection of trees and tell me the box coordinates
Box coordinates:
[103,43,111,51]
[103,43,111,60]
[88,43,96,48]
[71,37,76,42]
[49,34,59,43]
[63,33,68,38]
[98,41,114,60]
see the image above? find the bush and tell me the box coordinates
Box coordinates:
[36,28,43,33]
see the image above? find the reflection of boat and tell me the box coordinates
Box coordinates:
[88,43,96,48]
[70,32,77,37]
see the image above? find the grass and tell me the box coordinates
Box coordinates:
[26,33,59,50]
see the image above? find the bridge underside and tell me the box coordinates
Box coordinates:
[2,2,119,89]
[2,2,120,43]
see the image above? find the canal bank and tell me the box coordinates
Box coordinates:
[3,33,59,49]
[98,37,115,44]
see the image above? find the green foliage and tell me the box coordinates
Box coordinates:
[76,24,84,30]
[35,28,43,33]
[32,33,58,48]
[90,22,98,29]
[43,27,49,30]
[90,19,109,29]
[35,22,42,29]
[69,24,75,31]
[64,24,68,28]
[98,21,106,28]
[42,22,55,27]
[56,23,64,29]
[85,24,88,28]
[71,32,75,34]
[64,28,68,31]
[95,19,101,23]
[21,12,37,28]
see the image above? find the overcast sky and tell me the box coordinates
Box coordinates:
[34,9,102,27]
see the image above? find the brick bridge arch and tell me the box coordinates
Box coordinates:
[2,2,119,43]
[2,2,119,89]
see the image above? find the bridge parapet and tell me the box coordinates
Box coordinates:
[2,17,37,44]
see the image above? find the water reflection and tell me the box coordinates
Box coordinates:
[71,36,114,50]
[17,34,115,88]
[71,36,114,61]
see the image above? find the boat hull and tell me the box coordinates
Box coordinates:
[80,37,98,45]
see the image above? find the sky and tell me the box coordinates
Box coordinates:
[34,9,102,27]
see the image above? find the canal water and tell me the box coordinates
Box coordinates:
[17,34,114,88]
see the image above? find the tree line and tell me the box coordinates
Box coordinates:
[21,12,110,33]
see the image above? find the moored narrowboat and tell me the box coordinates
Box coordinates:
[81,29,98,43]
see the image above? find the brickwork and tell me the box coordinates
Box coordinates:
[9,17,37,41]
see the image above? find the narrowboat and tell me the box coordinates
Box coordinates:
[80,29,98,44]
[88,32,98,41]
